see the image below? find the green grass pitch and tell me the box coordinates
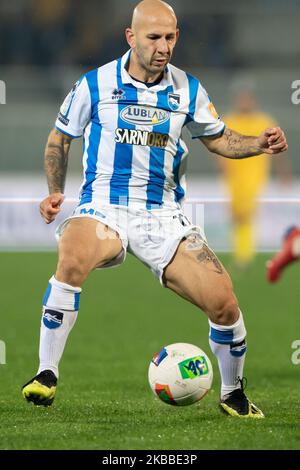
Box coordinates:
[1,252,300,450]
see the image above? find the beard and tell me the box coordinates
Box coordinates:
[135,45,170,75]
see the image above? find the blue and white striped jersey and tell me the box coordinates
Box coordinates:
[55,50,225,209]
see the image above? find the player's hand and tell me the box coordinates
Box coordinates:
[258,127,288,155]
[40,193,65,224]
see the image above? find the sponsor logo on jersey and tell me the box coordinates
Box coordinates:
[112,88,126,100]
[115,128,169,148]
[168,93,180,111]
[43,309,63,329]
[120,105,170,126]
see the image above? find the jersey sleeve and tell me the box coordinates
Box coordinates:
[185,80,225,139]
[55,76,91,138]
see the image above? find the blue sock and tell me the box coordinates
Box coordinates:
[209,311,247,399]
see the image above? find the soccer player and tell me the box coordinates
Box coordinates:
[267,226,300,282]
[219,87,289,267]
[22,0,288,418]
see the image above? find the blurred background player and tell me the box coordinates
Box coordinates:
[267,226,300,282]
[218,84,291,268]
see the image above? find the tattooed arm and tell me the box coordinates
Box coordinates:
[45,129,72,193]
[40,129,73,224]
[201,127,288,159]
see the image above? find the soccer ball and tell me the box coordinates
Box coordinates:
[148,343,213,406]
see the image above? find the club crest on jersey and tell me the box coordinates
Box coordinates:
[112,88,126,100]
[168,93,180,110]
[120,105,170,126]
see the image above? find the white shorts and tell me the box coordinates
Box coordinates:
[56,202,207,286]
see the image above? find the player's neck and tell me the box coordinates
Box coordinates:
[127,56,164,84]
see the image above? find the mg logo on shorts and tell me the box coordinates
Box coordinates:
[79,208,106,218]
[120,105,170,126]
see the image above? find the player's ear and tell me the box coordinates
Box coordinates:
[175,28,180,43]
[125,28,136,48]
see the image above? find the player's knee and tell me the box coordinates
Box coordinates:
[207,294,239,326]
[56,254,90,286]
